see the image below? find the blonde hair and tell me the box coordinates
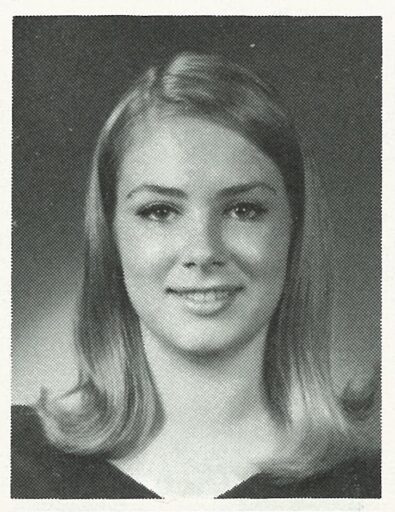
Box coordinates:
[37,53,380,480]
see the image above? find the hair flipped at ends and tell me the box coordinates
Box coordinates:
[37,52,379,477]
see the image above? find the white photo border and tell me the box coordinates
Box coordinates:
[2,1,393,511]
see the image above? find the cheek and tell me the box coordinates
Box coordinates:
[228,220,291,281]
[115,224,174,286]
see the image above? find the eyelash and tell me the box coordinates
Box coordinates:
[136,202,268,223]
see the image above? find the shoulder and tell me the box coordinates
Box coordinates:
[11,405,159,499]
[221,455,381,499]
[12,404,60,498]
[11,404,88,498]
[290,455,381,498]
[12,405,45,451]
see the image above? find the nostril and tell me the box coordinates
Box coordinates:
[182,259,224,269]
[183,261,197,269]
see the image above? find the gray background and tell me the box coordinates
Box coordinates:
[12,16,381,404]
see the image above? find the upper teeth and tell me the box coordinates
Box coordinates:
[177,290,233,303]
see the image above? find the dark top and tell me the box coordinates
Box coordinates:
[11,405,381,499]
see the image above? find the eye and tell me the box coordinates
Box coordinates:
[225,202,267,221]
[136,203,180,222]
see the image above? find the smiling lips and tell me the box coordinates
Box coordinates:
[167,286,244,314]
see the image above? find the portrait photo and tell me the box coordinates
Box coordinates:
[11,15,381,501]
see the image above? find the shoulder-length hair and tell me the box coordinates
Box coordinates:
[37,52,379,480]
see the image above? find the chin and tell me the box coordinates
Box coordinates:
[141,314,270,359]
[165,326,261,359]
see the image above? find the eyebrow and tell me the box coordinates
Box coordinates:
[126,181,277,199]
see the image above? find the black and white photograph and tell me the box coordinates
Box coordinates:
[10,13,382,504]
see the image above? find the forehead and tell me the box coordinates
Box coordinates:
[117,116,284,192]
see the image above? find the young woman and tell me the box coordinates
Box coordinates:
[12,53,380,499]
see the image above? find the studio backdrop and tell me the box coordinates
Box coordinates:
[12,16,381,404]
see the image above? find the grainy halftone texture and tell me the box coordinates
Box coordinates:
[11,15,381,500]
[12,16,381,404]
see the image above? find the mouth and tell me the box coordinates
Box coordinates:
[166,286,244,313]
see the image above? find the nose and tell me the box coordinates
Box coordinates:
[181,213,226,271]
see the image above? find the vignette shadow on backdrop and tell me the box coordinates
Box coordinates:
[12,16,380,432]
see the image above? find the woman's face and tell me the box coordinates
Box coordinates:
[114,116,292,356]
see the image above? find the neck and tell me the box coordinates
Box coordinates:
[142,327,269,433]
